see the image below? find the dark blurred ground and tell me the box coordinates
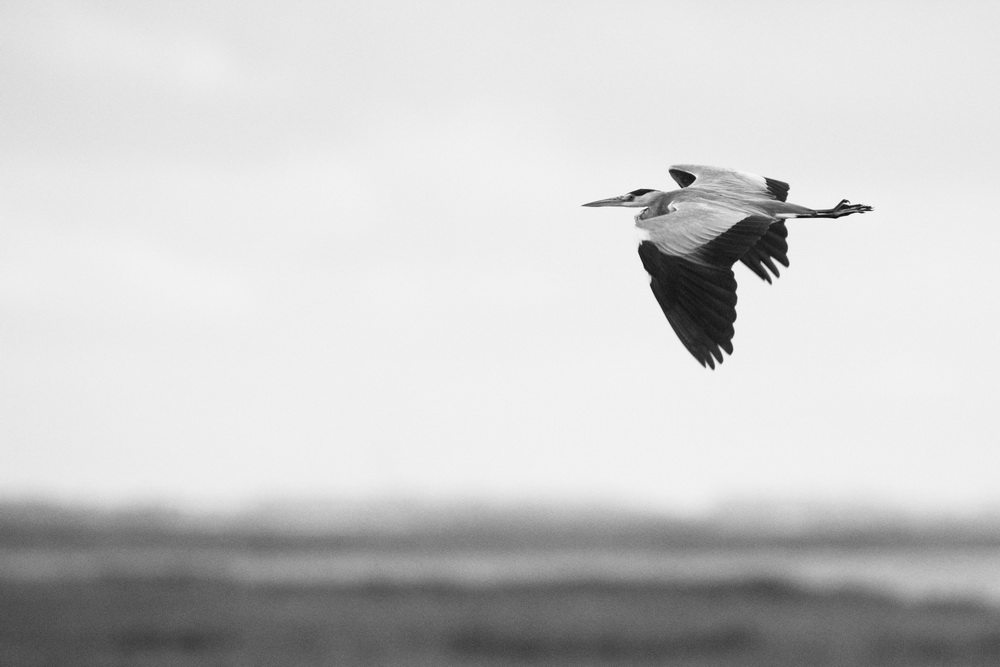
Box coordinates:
[2,502,1000,666]
[3,577,1000,666]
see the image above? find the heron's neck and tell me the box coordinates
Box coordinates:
[636,192,673,219]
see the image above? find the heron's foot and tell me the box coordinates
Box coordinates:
[826,199,873,218]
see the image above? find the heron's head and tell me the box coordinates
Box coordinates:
[581,188,663,208]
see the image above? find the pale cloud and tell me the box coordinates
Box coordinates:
[7,1,250,93]
[0,222,259,326]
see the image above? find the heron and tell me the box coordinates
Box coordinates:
[582,165,872,369]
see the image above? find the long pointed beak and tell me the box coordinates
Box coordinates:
[581,195,628,207]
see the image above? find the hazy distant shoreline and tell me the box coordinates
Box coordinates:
[4,500,1000,666]
[2,500,1000,606]
[5,498,1000,549]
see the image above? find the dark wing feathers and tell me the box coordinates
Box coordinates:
[698,216,774,267]
[638,217,772,369]
[764,177,790,202]
[668,168,697,188]
[639,247,736,369]
[739,221,789,283]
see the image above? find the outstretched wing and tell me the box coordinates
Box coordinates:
[669,164,790,202]
[637,203,774,368]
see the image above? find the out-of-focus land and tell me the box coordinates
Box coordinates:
[2,500,1000,666]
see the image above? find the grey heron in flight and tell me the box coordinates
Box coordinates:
[583,165,872,369]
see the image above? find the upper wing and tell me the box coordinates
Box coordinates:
[669,164,790,202]
[665,165,792,282]
[637,203,775,368]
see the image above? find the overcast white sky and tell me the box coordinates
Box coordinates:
[2,0,998,514]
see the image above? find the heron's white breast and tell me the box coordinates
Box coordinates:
[634,225,652,245]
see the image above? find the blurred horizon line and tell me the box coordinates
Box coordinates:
[5,492,1000,532]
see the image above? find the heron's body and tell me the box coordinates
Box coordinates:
[583,165,872,369]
